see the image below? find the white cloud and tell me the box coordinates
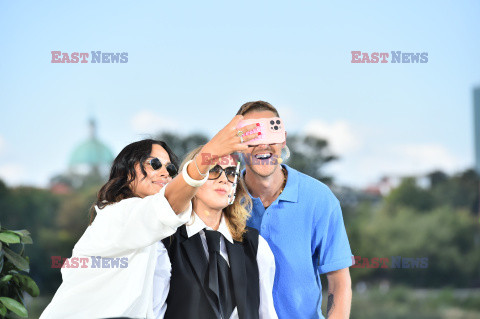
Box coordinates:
[390,144,463,173]
[329,142,468,188]
[0,163,27,185]
[131,110,179,134]
[303,119,362,155]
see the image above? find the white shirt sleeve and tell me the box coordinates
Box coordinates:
[73,185,191,257]
[153,241,171,319]
[257,235,278,319]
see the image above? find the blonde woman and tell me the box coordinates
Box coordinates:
[153,146,277,319]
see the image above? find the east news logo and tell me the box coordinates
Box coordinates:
[51,256,128,268]
[352,256,428,268]
[51,51,128,63]
[351,51,428,63]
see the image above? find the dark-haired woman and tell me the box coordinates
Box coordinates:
[40,116,259,319]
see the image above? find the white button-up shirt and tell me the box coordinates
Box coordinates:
[153,212,278,319]
[40,186,191,319]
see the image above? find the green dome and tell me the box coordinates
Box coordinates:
[68,118,114,169]
[69,137,114,167]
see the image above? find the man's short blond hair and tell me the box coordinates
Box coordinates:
[236,101,280,117]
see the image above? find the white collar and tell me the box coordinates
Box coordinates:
[186,211,234,244]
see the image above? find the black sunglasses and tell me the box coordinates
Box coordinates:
[147,157,178,177]
[208,165,238,183]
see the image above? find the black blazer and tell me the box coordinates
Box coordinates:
[161,225,260,319]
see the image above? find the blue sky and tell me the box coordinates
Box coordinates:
[1,0,479,188]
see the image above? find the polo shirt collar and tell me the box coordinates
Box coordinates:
[186,211,234,244]
[278,164,299,203]
[241,164,299,203]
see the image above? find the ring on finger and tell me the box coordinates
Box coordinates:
[240,135,244,143]
[236,130,243,137]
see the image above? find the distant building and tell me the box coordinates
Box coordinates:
[474,87,480,175]
[363,176,402,196]
[69,118,114,177]
[50,118,114,192]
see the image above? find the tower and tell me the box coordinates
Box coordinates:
[475,87,480,175]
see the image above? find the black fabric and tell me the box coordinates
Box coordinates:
[204,230,236,319]
[162,225,260,319]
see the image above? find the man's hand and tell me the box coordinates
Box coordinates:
[325,267,352,319]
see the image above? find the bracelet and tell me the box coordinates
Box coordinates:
[193,155,208,177]
[182,160,208,187]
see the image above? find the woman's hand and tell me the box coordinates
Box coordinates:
[164,115,259,214]
[199,115,259,166]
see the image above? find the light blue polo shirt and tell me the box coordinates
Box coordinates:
[244,164,353,319]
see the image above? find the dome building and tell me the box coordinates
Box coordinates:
[68,118,114,176]
[50,119,113,192]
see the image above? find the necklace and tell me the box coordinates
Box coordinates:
[278,167,288,196]
[244,167,288,209]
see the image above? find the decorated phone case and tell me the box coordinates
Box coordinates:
[237,117,286,145]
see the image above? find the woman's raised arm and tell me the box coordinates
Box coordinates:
[164,115,258,213]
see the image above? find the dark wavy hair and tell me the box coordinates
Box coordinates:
[89,139,178,224]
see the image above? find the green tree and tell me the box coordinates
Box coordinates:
[286,134,337,184]
[156,132,209,164]
[384,177,435,212]
[350,188,480,287]
[0,184,65,295]
[427,170,448,188]
[429,169,479,214]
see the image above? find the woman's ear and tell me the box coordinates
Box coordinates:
[128,180,136,195]
[127,166,138,194]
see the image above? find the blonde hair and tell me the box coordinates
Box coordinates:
[181,146,252,242]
